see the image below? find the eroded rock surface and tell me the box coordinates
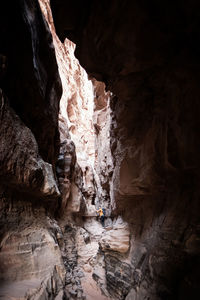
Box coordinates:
[92,79,113,212]
[0,189,65,299]
[51,1,200,298]
[100,217,130,254]
[0,0,63,298]
[1,0,62,166]
[0,91,59,198]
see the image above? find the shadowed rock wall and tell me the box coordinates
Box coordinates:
[51,1,200,299]
[0,0,64,298]
[1,0,61,166]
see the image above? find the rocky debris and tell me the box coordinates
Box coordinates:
[76,219,114,298]
[83,218,104,237]
[76,225,100,269]
[92,258,110,298]
[60,223,85,299]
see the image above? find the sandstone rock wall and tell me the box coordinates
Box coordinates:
[0,0,64,298]
[1,0,200,299]
[39,0,96,216]
[51,1,200,298]
[1,0,61,167]
[39,0,115,221]
[92,79,113,212]
[38,3,127,300]
[0,186,66,299]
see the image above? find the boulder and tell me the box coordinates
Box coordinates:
[100,217,130,253]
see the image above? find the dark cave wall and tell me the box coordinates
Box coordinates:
[0,0,62,196]
[0,0,64,295]
[0,0,62,167]
[51,1,200,299]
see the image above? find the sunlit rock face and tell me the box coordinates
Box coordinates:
[39,0,96,215]
[51,1,200,298]
[56,38,97,214]
[40,0,114,218]
[38,2,113,299]
[92,79,114,211]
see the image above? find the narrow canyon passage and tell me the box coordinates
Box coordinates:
[1,1,200,300]
[39,2,124,299]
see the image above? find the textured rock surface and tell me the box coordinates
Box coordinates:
[100,217,130,254]
[92,79,113,211]
[38,2,110,299]
[0,225,63,282]
[1,0,61,167]
[39,0,96,216]
[105,255,133,300]
[0,91,59,199]
[51,1,200,298]
[0,189,65,299]
[0,0,62,298]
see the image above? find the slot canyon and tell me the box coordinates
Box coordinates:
[0,0,200,299]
